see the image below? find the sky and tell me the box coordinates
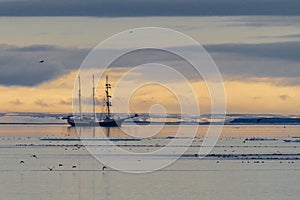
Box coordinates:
[1,1,300,114]
[1,0,300,16]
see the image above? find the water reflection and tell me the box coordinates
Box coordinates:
[103,171,111,200]
[15,171,112,200]
[72,127,112,138]
[0,124,299,138]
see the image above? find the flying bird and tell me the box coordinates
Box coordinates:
[30,154,38,159]
[39,60,45,63]
[47,166,55,171]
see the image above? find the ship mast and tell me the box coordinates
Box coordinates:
[105,76,112,119]
[78,75,82,119]
[92,75,96,122]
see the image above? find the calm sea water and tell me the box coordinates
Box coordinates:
[0,124,299,138]
[0,125,299,200]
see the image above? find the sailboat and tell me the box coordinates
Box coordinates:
[63,75,138,127]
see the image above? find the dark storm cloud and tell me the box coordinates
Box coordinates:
[0,44,89,86]
[0,0,299,16]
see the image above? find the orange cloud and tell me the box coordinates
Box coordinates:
[1,69,300,115]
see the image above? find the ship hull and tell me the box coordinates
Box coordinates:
[99,118,125,127]
[66,117,126,127]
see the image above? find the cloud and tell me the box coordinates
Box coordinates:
[59,99,72,105]
[8,45,59,52]
[133,41,300,85]
[106,48,201,83]
[279,94,291,101]
[254,33,300,39]
[35,99,50,107]
[9,98,22,105]
[249,96,261,100]
[2,40,300,88]
[202,41,300,85]
[227,16,300,27]
[0,44,89,86]
[0,0,299,16]
[205,41,300,62]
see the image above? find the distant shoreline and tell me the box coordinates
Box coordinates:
[1,122,300,126]
[0,122,66,125]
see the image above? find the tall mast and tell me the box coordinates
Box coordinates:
[92,75,96,122]
[105,75,111,118]
[78,75,82,119]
